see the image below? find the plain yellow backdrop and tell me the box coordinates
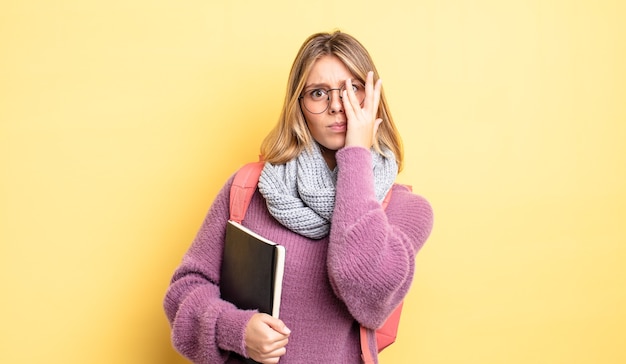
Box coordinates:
[1,1,624,363]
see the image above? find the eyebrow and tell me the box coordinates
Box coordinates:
[303,82,334,90]
[304,78,365,89]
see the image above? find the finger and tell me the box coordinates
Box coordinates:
[364,71,375,110]
[248,334,288,362]
[374,117,383,132]
[257,353,282,364]
[258,346,287,364]
[257,339,288,363]
[372,78,382,115]
[344,78,362,113]
[261,336,289,355]
[342,89,357,121]
[372,118,383,144]
[263,315,291,336]
[267,345,287,357]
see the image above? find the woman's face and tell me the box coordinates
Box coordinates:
[300,55,357,153]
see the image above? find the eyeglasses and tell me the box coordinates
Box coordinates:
[299,82,365,114]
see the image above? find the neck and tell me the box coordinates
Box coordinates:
[319,144,337,170]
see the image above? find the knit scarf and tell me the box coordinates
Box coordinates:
[257,144,398,239]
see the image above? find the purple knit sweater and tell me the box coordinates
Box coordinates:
[164,147,433,363]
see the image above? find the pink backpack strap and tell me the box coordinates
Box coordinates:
[229,161,265,223]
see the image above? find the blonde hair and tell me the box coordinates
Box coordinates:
[260,31,404,171]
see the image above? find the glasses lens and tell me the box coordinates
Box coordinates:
[301,82,366,114]
[344,82,365,105]
[302,89,329,114]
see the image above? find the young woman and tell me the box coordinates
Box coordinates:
[164,31,434,364]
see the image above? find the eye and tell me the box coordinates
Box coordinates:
[351,82,364,94]
[308,89,328,101]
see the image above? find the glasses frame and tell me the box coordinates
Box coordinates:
[298,82,365,114]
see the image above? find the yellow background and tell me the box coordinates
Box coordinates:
[1,1,624,363]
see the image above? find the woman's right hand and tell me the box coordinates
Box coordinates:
[244,313,290,363]
[343,71,382,150]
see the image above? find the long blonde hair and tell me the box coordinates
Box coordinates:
[260,31,404,171]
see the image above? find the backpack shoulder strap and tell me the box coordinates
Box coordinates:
[229,161,265,223]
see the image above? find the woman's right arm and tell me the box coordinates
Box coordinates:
[163,177,257,364]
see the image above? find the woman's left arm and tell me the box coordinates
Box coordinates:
[327,146,434,329]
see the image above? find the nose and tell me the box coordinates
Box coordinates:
[328,89,344,114]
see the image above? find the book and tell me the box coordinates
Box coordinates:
[220,220,285,318]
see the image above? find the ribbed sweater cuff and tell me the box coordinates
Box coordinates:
[215,308,256,357]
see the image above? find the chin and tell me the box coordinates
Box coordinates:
[320,143,344,152]
[324,137,346,150]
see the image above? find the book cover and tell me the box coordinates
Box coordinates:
[220,220,285,318]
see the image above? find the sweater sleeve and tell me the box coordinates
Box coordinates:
[327,147,434,329]
[163,176,257,363]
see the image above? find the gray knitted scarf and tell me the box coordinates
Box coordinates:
[257,144,398,239]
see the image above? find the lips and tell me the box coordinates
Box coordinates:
[329,122,347,132]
